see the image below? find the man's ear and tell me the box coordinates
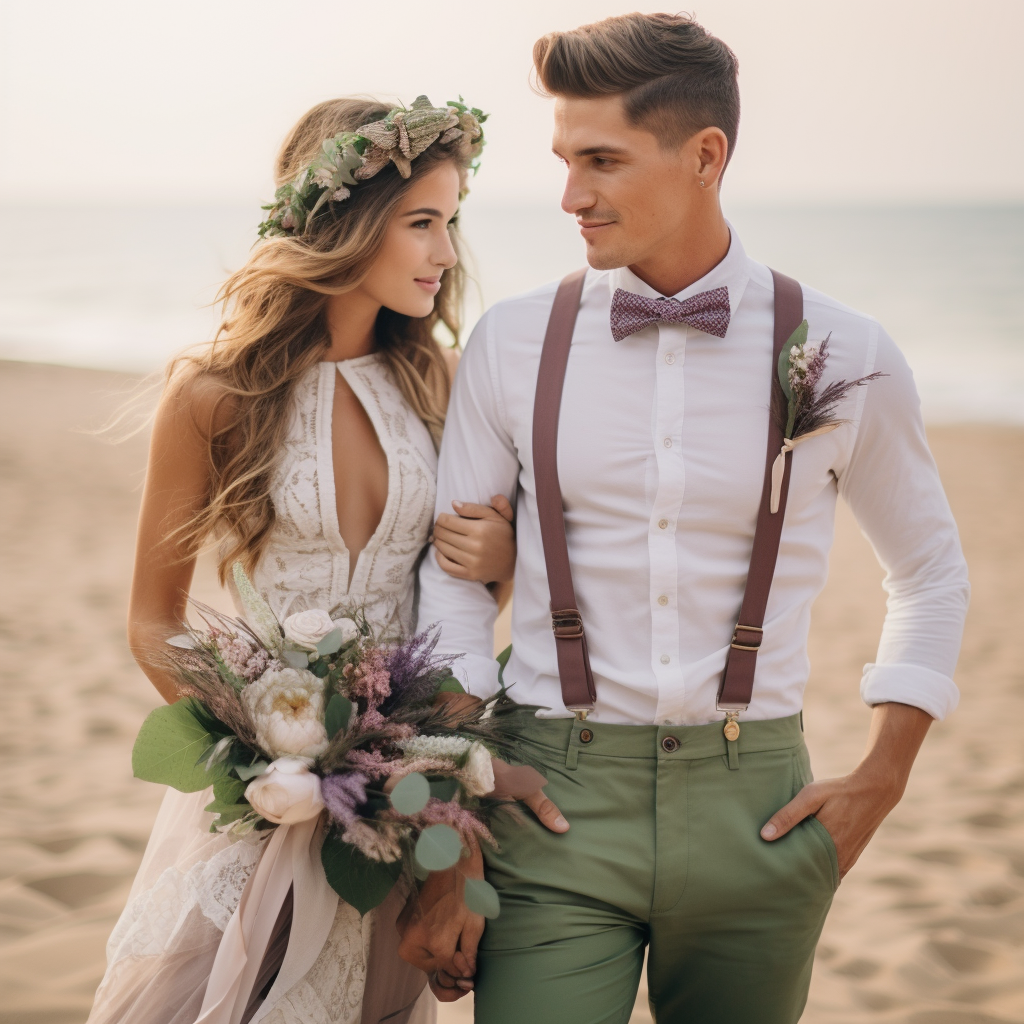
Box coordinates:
[693,127,729,188]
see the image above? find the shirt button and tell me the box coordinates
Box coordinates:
[660,654,670,665]
[658,595,669,606]
[658,519,668,530]
[665,352,676,364]
[661,735,680,753]
[663,437,672,448]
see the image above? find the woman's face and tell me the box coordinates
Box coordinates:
[356,162,461,318]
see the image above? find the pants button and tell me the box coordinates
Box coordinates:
[661,735,680,753]
[579,728,593,744]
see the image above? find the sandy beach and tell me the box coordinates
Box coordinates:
[0,358,1021,1024]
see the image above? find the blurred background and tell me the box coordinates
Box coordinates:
[0,2,1021,1022]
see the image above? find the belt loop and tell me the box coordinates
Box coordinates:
[726,734,740,771]
[566,718,586,770]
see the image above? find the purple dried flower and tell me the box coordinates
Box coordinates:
[379,626,456,713]
[322,771,369,827]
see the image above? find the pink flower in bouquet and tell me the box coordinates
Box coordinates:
[216,635,269,681]
[245,757,324,824]
[349,647,391,710]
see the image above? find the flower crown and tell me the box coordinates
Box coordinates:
[258,96,488,239]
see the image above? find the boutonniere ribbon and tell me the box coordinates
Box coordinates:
[770,322,885,514]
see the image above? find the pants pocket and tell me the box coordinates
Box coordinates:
[806,815,840,892]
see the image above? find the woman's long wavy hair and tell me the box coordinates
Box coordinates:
[170,97,470,582]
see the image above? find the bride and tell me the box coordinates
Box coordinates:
[88,95,516,1024]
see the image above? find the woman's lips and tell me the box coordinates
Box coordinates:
[415,277,441,294]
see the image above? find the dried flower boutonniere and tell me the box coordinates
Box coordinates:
[770,323,885,513]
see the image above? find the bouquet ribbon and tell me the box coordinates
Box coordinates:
[196,816,340,1024]
[769,423,839,514]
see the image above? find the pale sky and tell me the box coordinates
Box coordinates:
[1,0,1022,208]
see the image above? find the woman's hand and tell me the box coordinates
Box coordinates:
[433,495,515,584]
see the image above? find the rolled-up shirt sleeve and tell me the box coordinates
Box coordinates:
[838,326,970,720]
[416,311,522,699]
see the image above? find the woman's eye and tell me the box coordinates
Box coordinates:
[411,219,431,229]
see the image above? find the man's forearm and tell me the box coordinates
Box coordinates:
[852,701,933,801]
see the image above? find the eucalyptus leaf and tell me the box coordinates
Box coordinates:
[282,649,311,670]
[390,772,430,815]
[315,629,345,656]
[133,698,230,793]
[463,877,500,919]
[777,320,808,402]
[235,760,269,781]
[414,824,462,872]
[428,778,459,803]
[321,833,401,915]
[325,694,353,739]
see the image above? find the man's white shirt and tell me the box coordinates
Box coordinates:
[417,230,969,725]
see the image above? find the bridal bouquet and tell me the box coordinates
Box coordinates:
[132,564,511,917]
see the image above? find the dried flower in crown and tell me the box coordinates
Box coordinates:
[258,96,488,239]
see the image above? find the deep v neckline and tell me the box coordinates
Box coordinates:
[316,355,394,596]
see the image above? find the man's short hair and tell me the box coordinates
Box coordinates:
[533,13,740,165]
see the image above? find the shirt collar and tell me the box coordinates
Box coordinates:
[606,222,750,323]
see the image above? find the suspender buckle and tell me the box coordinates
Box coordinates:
[730,623,764,652]
[551,609,585,639]
[571,708,590,721]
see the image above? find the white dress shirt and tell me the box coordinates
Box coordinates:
[417,230,969,725]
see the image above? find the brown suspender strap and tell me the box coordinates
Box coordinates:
[532,267,595,714]
[533,266,803,719]
[716,269,803,711]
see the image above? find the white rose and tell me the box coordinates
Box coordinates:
[245,757,324,824]
[460,742,495,797]
[242,666,329,759]
[283,609,337,649]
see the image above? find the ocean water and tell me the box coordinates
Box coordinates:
[0,204,1021,422]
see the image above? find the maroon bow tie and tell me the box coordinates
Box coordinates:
[610,286,731,342]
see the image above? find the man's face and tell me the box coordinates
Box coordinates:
[552,95,702,272]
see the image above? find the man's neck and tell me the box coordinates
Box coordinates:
[626,210,731,298]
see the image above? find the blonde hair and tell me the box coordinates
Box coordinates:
[171,97,469,582]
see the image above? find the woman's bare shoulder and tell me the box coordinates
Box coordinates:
[157,363,240,443]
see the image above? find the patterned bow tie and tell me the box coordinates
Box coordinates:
[610,286,731,342]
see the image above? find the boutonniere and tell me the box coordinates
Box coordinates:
[770,323,885,513]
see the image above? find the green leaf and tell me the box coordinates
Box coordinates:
[204,798,251,823]
[132,698,230,793]
[777,320,808,402]
[235,760,269,781]
[213,775,247,805]
[414,824,462,872]
[282,649,310,669]
[429,778,459,803]
[463,877,500,919]
[436,675,466,696]
[325,694,353,739]
[390,773,430,815]
[316,629,345,656]
[321,833,402,915]
[495,645,512,671]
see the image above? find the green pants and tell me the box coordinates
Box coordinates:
[477,713,838,1024]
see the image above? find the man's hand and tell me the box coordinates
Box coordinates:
[397,844,485,1001]
[760,702,933,877]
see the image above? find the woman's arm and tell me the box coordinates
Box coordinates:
[432,497,516,610]
[128,373,233,703]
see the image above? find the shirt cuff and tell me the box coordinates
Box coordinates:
[452,652,502,702]
[860,662,960,720]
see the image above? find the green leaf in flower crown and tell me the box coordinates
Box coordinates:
[132,698,230,793]
[435,675,466,696]
[414,824,462,872]
[390,772,430,815]
[325,694,353,739]
[777,320,808,402]
[321,833,402,915]
[463,877,501,919]
[316,629,345,657]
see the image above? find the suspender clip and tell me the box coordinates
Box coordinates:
[730,623,764,652]
[551,609,584,639]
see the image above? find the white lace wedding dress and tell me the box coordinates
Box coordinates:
[89,354,438,1024]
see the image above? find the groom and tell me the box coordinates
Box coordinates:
[402,12,968,1023]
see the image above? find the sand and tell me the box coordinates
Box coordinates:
[0,359,1021,1024]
